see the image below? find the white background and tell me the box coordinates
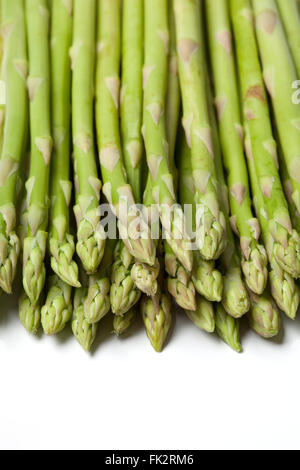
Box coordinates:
[0,289,300,451]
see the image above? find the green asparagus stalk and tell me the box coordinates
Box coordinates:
[41,275,72,335]
[245,126,300,319]
[248,290,280,339]
[110,241,141,316]
[216,177,250,318]
[143,0,192,272]
[178,132,223,302]
[72,286,97,352]
[206,0,268,295]
[23,0,52,304]
[19,293,41,335]
[113,305,137,336]
[132,5,179,298]
[231,0,300,280]
[132,181,161,296]
[252,0,300,214]
[205,54,250,319]
[141,286,172,353]
[165,241,196,311]
[71,0,105,275]
[95,0,155,267]
[185,295,215,334]
[120,0,143,203]
[248,0,300,278]
[173,0,226,261]
[166,0,180,184]
[0,0,28,293]
[161,7,196,310]
[277,0,300,79]
[84,239,116,324]
[131,258,160,297]
[49,0,79,287]
[215,303,242,353]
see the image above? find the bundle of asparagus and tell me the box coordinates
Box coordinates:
[0,0,299,353]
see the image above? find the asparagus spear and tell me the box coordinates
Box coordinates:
[19,293,41,336]
[72,286,97,352]
[95,0,155,266]
[121,0,143,203]
[185,295,215,334]
[132,5,180,299]
[49,0,79,287]
[23,0,52,304]
[245,126,300,319]
[248,290,280,339]
[215,303,242,353]
[0,0,28,293]
[110,241,141,316]
[71,0,105,275]
[41,275,72,335]
[206,0,268,295]
[277,0,300,79]
[173,0,226,261]
[166,0,180,186]
[161,7,196,310]
[84,239,115,324]
[143,0,192,272]
[113,305,137,336]
[205,54,250,319]
[131,258,160,297]
[165,242,196,311]
[178,132,223,303]
[231,0,300,280]
[252,0,300,215]
[141,286,172,353]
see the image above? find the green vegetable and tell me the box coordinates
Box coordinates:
[245,124,300,319]
[23,0,52,305]
[248,291,280,339]
[49,0,80,287]
[84,239,116,324]
[277,0,300,79]
[0,0,28,294]
[121,0,144,202]
[131,258,160,297]
[72,286,97,352]
[19,293,41,335]
[245,0,300,278]
[215,303,242,353]
[185,295,215,333]
[113,306,137,336]
[143,0,192,272]
[110,241,141,316]
[41,274,72,335]
[205,48,250,319]
[206,0,268,295]
[96,0,155,266]
[141,287,172,353]
[165,241,196,311]
[178,132,223,303]
[252,0,300,218]
[174,0,226,261]
[71,0,105,275]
